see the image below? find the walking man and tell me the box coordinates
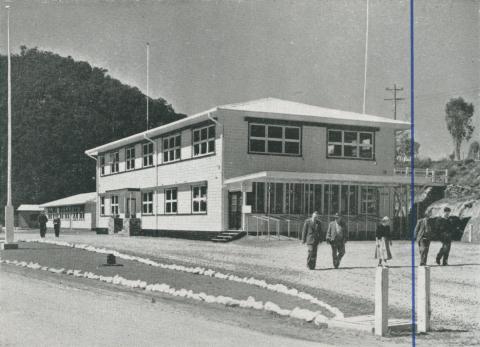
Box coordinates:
[38,212,48,238]
[53,217,61,238]
[415,214,432,266]
[302,211,323,270]
[436,207,454,266]
[326,213,348,269]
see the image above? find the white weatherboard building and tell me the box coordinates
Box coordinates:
[85,98,446,239]
[41,192,97,231]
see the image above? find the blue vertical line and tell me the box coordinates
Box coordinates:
[410,0,417,346]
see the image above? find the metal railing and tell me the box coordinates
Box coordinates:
[394,167,448,184]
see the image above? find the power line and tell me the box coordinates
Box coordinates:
[384,84,405,120]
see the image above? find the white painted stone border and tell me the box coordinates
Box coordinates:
[21,238,344,319]
[0,257,329,326]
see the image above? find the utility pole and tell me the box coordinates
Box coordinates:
[384,84,405,120]
[146,42,150,130]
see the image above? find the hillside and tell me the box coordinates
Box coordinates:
[0,47,185,221]
[429,159,480,198]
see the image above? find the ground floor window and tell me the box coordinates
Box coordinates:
[192,185,207,213]
[100,197,105,215]
[111,195,119,216]
[165,188,178,214]
[142,192,153,214]
[246,182,379,217]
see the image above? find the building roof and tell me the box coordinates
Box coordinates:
[40,192,96,208]
[85,97,410,156]
[17,204,44,212]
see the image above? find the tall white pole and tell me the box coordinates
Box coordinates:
[146,42,149,130]
[3,5,17,249]
[362,0,370,114]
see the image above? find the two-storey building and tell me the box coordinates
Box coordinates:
[85,98,446,239]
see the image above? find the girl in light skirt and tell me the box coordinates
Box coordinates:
[375,216,392,267]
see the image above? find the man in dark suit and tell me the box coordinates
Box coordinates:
[436,207,455,266]
[326,213,348,269]
[38,212,48,238]
[302,211,323,270]
[415,215,432,266]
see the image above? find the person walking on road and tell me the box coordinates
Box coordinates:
[326,213,348,269]
[415,214,433,266]
[436,207,455,266]
[375,216,392,267]
[38,212,48,238]
[53,217,61,238]
[302,211,323,270]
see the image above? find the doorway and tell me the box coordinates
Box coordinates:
[228,192,242,230]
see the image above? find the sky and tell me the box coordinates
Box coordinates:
[0,0,478,159]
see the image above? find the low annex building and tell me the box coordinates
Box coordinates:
[85,98,446,239]
[16,204,44,228]
[41,192,97,231]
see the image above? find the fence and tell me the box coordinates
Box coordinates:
[393,167,448,184]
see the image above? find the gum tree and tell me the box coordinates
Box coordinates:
[445,97,475,161]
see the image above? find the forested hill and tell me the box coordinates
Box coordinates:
[0,47,186,220]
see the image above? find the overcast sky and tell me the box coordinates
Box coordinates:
[0,0,478,159]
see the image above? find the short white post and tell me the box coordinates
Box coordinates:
[375,266,389,336]
[417,266,431,333]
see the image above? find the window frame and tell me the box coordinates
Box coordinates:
[163,133,181,163]
[192,124,216,157]
[327,129,375,160]
[142,142,154,167]
[164,188,178,214]
[125,146,136,171]
[248,123,302,156]
[111,195,119,216]
[99,155,105,176]
[110,151,120,173]
[142,191,154,215]
[100,197,105,216]
[192,184,207,214]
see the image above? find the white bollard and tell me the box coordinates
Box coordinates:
[375,266,389,336]
[416,266,431,333]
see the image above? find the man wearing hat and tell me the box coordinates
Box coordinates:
[326,213,348,268]
[302,211,323,270]
[414,213,433,266]
[435,207,454,266]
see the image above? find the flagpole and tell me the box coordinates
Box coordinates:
[362,0,369,114]
[3,5,18,249]
[146,42,149,130]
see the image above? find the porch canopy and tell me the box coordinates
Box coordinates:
[224,170,427,188]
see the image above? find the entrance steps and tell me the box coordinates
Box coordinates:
[211,231,246,243]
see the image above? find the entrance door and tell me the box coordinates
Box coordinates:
[228,192,242,230]
[126,198,136,218]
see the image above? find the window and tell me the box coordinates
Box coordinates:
[143,142,154,167]
[361,186,379,215]
[100,197,105,215]
[246,182,265,213]
[193,125,215,157]
[79,206,85,220]
[249,123,301,155]
[111,195,119,216]
[165,188,178,214]
[47,208,54,220]
[192,185,207,213]
[72,206,79,220]
[163,134,181,163]
[99,155,105,175]
[126,146,135,170]
[142,192,153,214]
[110,151,119,173]
[327,129,374,159]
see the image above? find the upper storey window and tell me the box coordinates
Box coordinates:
[126,146,135,170]
[249,123,301,156]
[110,151,119,173]
[193,125,215,157]
[327,129,374,160]
[163,133,181,163]
[143,142,154,167]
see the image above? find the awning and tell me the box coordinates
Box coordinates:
[224,171,435,187]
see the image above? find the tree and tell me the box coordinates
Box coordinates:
[395,131,420,163]
[445,97,475,161]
